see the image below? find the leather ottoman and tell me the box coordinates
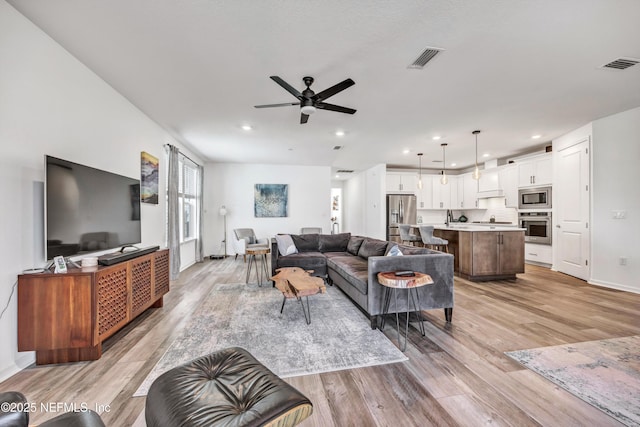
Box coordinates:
[145,347,313,427]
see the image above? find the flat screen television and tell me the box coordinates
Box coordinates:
[45,155,141,260]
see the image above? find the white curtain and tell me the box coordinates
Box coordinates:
[167,144,181,280]
[196,164,204,262]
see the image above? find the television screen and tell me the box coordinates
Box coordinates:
[45,155,142,259]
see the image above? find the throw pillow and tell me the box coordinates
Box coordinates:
[347,236,365,255]
[357,238,389,259]
[275,234,298,256]
[319,232,351,252]
[291,233,320,252]
[386,245,403,256]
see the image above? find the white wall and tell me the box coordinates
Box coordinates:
[0,1,201,380]
[342,164,386,239]
[591,107,640,293]
[203,163,331,256]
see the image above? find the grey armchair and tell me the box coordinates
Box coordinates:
[300,227,322,234]
[232,228,269,261]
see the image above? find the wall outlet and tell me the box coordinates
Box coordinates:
[619,257,627,266]
[612,210,627,219]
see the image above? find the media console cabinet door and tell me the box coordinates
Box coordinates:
[18,274,95,351]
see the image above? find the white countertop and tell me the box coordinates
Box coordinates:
[433,224,525,232]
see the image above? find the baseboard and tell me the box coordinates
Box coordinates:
[0,352,34,383]
[587,279,640,295]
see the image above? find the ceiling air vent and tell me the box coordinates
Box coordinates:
[408,46,444,69]
[601,57,640,70]
[336,169,354,174]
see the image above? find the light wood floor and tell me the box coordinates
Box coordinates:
[2,259,639,426]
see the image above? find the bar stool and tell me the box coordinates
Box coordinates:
[399,224,422,246]
[418,225,449,253]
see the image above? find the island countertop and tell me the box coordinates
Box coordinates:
[432,224,526,232]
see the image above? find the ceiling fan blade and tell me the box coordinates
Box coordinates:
[300,113,309,124]
[313,78,355,101]
[315,102,357,114]
[254,102,300,108]
[270,76,303,99]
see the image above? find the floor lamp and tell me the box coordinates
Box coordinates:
[210,205,228,259]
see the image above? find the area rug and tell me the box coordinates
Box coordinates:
[506,335,640,426]
[134,282,407,396]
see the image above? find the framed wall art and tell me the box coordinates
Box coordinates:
[141,151,159,204]
[254,184,288,217]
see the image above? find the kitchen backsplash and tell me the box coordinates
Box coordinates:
[417,197,518,225]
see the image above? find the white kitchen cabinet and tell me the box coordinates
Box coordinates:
[499,165,519,208]
[449,175,459,209]
[518,154,552,187]
[386,172,417,193]
[456,176,465,209]
[525,242,552,265]
[478,170,500,192]
[432,175,453,209]
[462,173,479,209]
[416,175,433,209]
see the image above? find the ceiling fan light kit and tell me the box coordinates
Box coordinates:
[255,75,356,124]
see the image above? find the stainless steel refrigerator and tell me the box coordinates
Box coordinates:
[386,194,417,243]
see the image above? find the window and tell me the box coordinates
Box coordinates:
[178,155,199,243]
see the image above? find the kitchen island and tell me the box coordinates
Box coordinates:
[432,225,525,281]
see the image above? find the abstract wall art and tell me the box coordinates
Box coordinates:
[254,184,288,217]
[141,151,159,204]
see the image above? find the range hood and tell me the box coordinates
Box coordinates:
[477,189,504,199]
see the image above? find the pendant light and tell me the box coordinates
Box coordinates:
[440,143,448,185]
[417,153,424,190]
[472,130,481,180]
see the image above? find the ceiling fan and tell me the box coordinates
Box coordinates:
[255,76,356,124]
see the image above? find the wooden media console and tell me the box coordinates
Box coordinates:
[18,249,170,365]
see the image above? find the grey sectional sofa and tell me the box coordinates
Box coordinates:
[271,233,454,328]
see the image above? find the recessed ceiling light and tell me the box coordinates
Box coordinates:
[483,153,490,157]
[241,125,252,131]
[335,174,340,178]
[532,134,541,139]
[403,149,410,154]
[451,162,457,167]
[432,136,441,140]
[335,130,345,137]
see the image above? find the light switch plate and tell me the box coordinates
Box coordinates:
[612,210,627,219]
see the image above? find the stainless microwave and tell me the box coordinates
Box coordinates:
[518,186,552,210]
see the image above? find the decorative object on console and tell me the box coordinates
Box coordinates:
[140,151,159,204]
[254,184,288,217]
[472,130,481,180]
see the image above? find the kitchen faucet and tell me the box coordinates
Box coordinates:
[445,209,453,226]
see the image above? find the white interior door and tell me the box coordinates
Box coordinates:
[554,138,590,279]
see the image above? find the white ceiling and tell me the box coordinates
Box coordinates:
[8,0,640,177]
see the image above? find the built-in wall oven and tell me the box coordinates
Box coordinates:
[518,186,552,210]
[519,212,552,245]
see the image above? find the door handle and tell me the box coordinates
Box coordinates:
[556,225,561,228]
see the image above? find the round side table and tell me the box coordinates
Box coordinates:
[246,247,270,286]
[377,271,434,351]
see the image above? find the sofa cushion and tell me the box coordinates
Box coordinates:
[386,244,403,256]
[291,234,320,252]
[357,238,389,259]
[275,234,298,256]
[327,256,369,295]
[347,236,365,255]
[276,252,326,271]
[319,233,351,252]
